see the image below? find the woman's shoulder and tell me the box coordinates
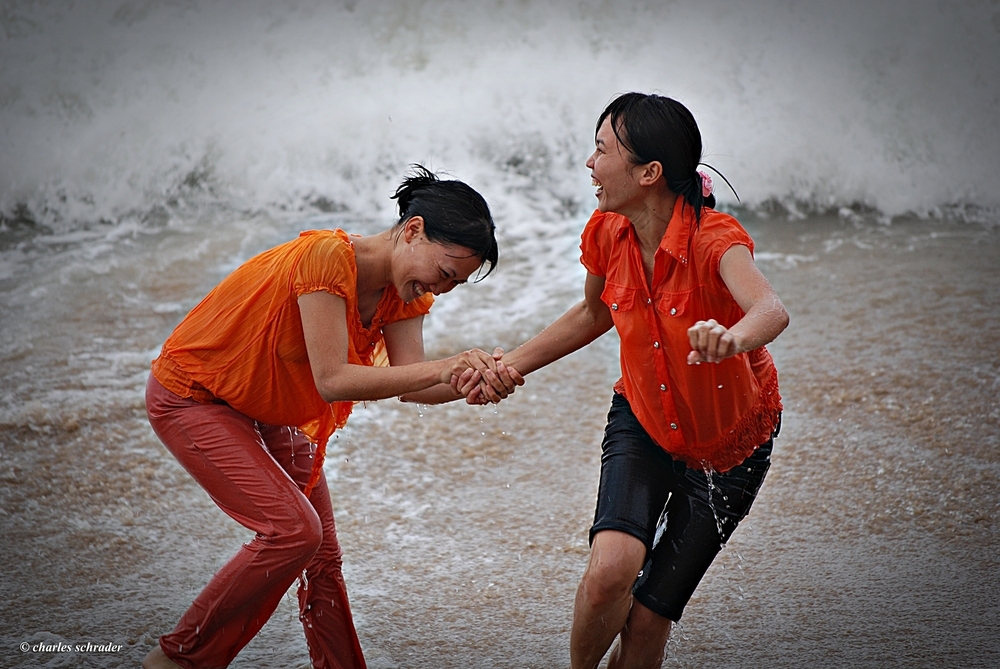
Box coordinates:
[291,228,357,294]
[585,209,629,230]
[693,208,753,248]
[679,208,754,274]
[696,206,745,230]
[580,210,628,275]
[295,228,355,263]
[582,209,629,246]
[296,227,352,251]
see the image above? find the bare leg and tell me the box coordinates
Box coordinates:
[142,645,182,669]
[606,600,673,669]
[569,530,647,669]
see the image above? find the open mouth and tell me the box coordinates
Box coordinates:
[412,281,427,298]
[592,177,603,195]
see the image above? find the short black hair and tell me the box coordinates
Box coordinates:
[391,165,498,279]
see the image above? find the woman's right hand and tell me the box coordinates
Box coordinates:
[451,347,524,404]
[442,348,495,389]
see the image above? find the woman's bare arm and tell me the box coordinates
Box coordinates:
[298,291,496,402]
[501,272,614,376]
[686,244,789,364]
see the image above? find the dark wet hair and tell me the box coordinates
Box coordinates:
[598,92,727,224]
[391,165,498,279]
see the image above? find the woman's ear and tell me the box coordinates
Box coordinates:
[637,161,663,187]
[401,216,426,244]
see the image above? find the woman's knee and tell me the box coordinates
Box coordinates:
[581,564,637,609]
[270,501,324,560]
[581,531,647,607]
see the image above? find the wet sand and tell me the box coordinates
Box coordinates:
[2,212,998,668]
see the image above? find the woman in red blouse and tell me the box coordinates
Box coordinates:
[487,93,789,668]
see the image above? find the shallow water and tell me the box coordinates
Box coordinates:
[2,210,998,668]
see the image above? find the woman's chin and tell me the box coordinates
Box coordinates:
[594,193,613,213]
[401,282,423,303]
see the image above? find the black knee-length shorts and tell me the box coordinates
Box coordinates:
[591,392,777,622]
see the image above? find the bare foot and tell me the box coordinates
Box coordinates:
[142,644,183,669]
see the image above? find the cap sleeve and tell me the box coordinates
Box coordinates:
[698,213,755,275]
[292,230,354,300]
[580,210,614,277]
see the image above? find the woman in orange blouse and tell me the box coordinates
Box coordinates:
[479,94,789,668]
[143,167,517,669]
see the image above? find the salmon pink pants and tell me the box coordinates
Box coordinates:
[145,375,366,669]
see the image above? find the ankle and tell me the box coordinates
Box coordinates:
[143,644,183,669]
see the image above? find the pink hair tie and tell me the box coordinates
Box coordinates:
[698,171,714,198]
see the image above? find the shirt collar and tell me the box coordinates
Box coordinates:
[610,197,693,266]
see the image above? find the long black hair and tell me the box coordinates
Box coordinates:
[391,165,498,279]
[598,93,726,224]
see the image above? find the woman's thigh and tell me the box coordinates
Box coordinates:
[633,438,773,621]
[590,393,684,552]
[145,375,316,535]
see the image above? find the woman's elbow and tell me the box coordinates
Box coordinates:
[756,296,789,345]
[313,375,348,404]
[316,386,341,404]
[777,304,790,333]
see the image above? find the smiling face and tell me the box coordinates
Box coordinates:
[393,216,483,302]
[586,117,646,215]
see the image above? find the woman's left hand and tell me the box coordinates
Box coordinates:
[687,318,740,364]
[452,347,524,404]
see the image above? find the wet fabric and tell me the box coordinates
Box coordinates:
[591,392,774,622]
[146,375,367,669]
[151,228,433,495]
[579,201,781,472]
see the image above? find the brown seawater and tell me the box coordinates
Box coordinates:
[2,209,997,668]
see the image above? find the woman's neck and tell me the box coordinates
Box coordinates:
[622,189,678,254]
[351,230,394,296]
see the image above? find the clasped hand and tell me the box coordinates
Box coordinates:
[687,318,741,364]
[448,347,524,405]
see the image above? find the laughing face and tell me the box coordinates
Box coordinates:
[585,117,645,215]
[394,217,483,302]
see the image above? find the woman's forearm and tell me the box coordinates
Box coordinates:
[729,292,789,353]
[314,358,447,403]
[399,381,463,405]
[504,298,613,376]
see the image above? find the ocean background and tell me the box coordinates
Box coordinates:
[2,1,999,667]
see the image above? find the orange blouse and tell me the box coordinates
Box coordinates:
[151,229,434,495]
[580,203,781,472]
